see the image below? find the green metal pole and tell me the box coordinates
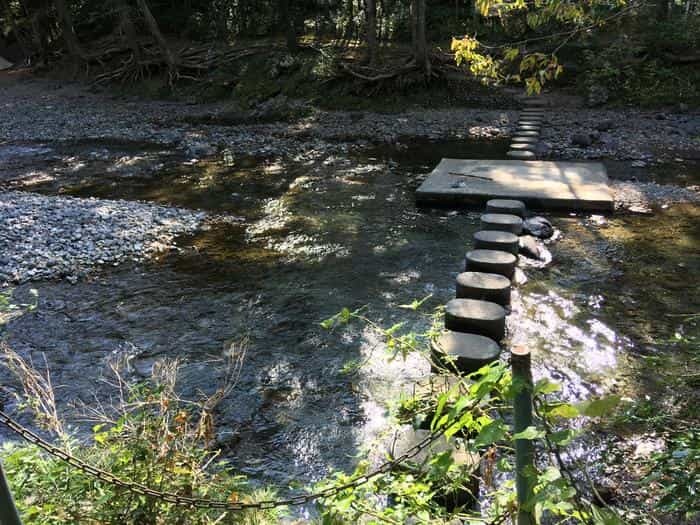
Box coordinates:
[511,346,535,525]
[0,461,23,525]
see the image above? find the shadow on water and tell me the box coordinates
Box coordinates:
[3,136,699,499]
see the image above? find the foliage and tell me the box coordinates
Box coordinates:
[581,21,700,107]
[643,430,699,520]
[317,304,627,524]
[1,358,279,525]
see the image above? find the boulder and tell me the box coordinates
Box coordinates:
[571,133,592,148]
[522,216,554,239]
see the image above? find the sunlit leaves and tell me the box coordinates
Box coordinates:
[577,395,621,417]
[512,426,546,440]
[475,419,508,448]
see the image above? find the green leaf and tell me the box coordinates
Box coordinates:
[547,403,580,419]
[474,420,507,448]
[534,378,561,395]
[577,395,621,417]
[398,294,432,311]
[550,429,576,446]
[513,426,545,440]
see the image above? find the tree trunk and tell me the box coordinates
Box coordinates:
[135,0,175,71]
[114,0,141,62]
[365,0,377,66]
[279,0,297,52]
[412,0,430,78]
[54,0,84,60]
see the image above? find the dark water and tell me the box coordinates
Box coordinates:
[2,137,699,499]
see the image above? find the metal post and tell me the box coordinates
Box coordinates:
[0,461,23,525]
[511,346,535,525]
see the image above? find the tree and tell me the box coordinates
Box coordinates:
[54,0,83,60]
[365,0,377,65]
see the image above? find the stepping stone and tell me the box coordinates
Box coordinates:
[456,271,511,306]
[389,426,480,470]
[444,298,506,340]
[388,426,480,509]
[509,142,536,151]
[465,249,517,278]
[518,121,542,127]
[517,124,541,132]
[511,136,539,144]
[416,159,615,213]
[486,199,526,218]
[432,330,502,374]
[473,230,519,254]
[522,99,546,108]
[512,130,539,137]
[520,112,545,119]
[507,150,536,159]
[481,213,523,233]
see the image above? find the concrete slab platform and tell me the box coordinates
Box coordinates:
[416,159,614,212]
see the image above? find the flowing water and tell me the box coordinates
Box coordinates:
[2,137,699,503]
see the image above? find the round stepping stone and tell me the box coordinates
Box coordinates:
[432,331,502,374]
[517,124,541,132]
[465,249,517,278]
[511,136,539,144]
[456,271,511,306]
[481,213,523,233]
[486,199,526,218]
[444,298,506,340]
[512,130,539,137]
[473,230,519,254]
[509,142,536,151]
[520,112,545,119]
[518,121,542,128]
[507,150,536,159]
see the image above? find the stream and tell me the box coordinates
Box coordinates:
[1,136,699,506]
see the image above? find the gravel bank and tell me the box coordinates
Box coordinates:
[1,75,697,163]
[0,191,204,285]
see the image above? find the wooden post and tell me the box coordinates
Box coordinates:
[511,346,535,525]
[0,462,23,525]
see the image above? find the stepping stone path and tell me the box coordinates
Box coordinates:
[434,197,554,376]
[508,98,546,160]
[424,197,556,506]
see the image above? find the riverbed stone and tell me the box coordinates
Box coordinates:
[432,330,502,374]
[486,199,526,218]
[444,298,507,340]
[481,213,524,234]
[456,271,511,306]
[473,230,519,254]
[522,216,554,238]
[465,249,518,278]
[518,235,542,259]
